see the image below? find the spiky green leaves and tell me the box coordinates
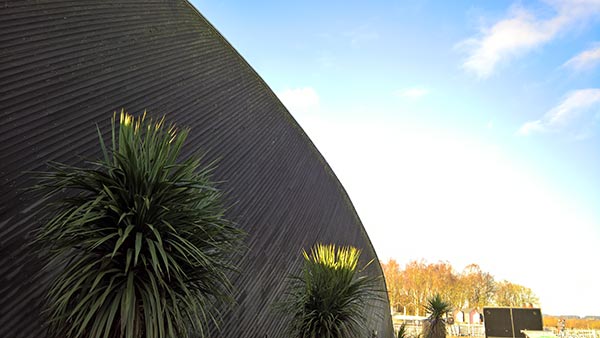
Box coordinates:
[33,111,243,338]
[279,244,384,338]
[423,294,452,338]
[396,323,408,338]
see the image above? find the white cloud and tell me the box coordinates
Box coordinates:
[519,88,600,135]
[460,1,600,78]
[276,87,320,116]
[518,120,545,135]
[317,51,336,70]
[300,114,599,316]
[345,24,379,48]
[564,45,600,70]
[396,87,430,99]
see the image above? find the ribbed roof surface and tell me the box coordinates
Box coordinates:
[0,1,393,337]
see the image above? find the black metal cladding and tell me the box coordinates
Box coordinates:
[484,307,543,338]
[0,1,393,337]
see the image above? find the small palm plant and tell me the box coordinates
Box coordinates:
[422,294,452,338]
[278,243,384,338]
[397,323,409,338]
[32,111,243,338]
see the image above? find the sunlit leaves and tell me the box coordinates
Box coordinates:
[33,111,243,338]
[278,244,384,338]
[494,280,539,307]
[381,260,539,315]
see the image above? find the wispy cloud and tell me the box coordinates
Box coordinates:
[276,87,320,115]
[459,1,600,78]
[395,87,430,99]
[345,24,379,48]
[317,51,336,70]
[518,88,600,136]
[564,45,600,71]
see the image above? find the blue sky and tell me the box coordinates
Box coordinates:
[192,0,600,316]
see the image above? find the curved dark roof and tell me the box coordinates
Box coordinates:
[0,1,393,337]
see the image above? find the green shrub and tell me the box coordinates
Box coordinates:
[423,294,452,338]
[33,111,243,338]
[397,323,409,338]
[278,243,384,338]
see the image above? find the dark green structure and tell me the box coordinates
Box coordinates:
[0,1,393,337]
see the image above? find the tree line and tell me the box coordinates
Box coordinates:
[544,316,600,330]
[381,259,539,315]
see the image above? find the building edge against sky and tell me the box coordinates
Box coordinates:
[193,0,600,318]
[0,1,393,337]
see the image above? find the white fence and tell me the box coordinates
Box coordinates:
[393,323,485,338]
[556,330,599,338]
[393,325,600,338]
[448,324,486,337]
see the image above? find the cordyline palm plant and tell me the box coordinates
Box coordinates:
[422,294,452,338]
[32,111,243,338]
[278,243,384,338]
[396,323,408,338]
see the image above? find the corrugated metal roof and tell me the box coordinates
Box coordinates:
[0,1,393,337]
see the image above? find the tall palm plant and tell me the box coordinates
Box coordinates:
[32,111,243,338]
[423,294,452,338]
[278,243,384,338]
